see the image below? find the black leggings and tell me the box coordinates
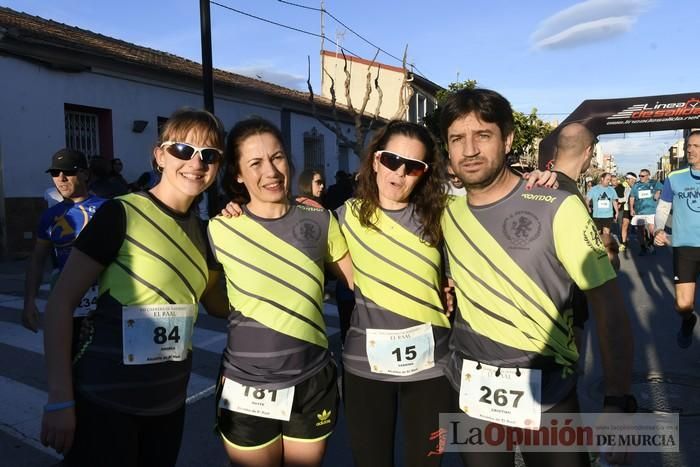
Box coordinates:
[450,387,590,467]
[343,371,452,467]
[64,394,186,467]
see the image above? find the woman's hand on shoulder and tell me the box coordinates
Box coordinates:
[523,169,559,190]
[220,201,243,218]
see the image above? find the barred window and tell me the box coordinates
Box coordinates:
[304,128,325,171]
[65,110,100,157]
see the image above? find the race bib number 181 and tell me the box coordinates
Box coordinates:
[219,377,295,421]
[122,304,195,365]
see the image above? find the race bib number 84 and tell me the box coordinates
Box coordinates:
[122,304,195,365]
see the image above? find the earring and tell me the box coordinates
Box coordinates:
[156,165,164,173]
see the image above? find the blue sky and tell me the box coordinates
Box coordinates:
[4,0,697,173]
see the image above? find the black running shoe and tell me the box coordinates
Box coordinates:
[677,313,697,349]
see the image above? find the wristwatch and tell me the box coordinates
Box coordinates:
[603,394,638,413]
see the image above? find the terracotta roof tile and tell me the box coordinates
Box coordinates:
[0,6,348,112]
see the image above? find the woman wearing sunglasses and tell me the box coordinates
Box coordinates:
[295,168,326,208]
[208,117,353,467]
[338,120,453,467]
[41,108,230,466]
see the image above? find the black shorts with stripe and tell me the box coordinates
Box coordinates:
[593,217,613,232]
[673,247,700,284]
[216,360,339,449]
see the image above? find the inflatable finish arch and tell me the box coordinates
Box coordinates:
[538,92,700,169]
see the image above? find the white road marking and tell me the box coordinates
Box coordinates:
[0,376,61,459]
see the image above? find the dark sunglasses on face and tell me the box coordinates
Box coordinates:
[376,150,429,176]
[160,141,222,165]
[49,169,78,177]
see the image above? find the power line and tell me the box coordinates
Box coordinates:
[210,1,362,59]
[277,0,428,77]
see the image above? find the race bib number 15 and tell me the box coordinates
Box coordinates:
[366,323,435,376]
[122,304,195,365]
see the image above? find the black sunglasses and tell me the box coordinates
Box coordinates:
[160,141,222,165]
[49,169,78,177]
[376,150,429,176]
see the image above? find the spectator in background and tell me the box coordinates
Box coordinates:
[446,164,466,196]
[22,149,105,333]
[109,158,130,193]
[132,164,162,192]
[629,168,663,256]
[88,156,129,199]
[295,168,325,208]
[324,170,354,211]
[586,172,619,236]
[611,174,626,238]
[323,170,356,340]
[620,172,637,251]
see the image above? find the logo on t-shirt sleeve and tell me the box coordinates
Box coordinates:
[582,219,606,255]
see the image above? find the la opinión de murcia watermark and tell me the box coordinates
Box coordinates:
[438,413,679,452]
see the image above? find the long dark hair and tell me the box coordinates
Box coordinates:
[297,168,323,199]
[222,117,290,204]
[354,120,447,246]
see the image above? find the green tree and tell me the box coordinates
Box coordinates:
[422,79,477,146]
[511,108,553,167]
[423,80,553,167]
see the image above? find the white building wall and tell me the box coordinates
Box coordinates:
[287,114,360,193]
[0,55,289,198]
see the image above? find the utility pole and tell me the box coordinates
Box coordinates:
[200,0,215,113]
[199,0,217,217]
[319,0,325,90]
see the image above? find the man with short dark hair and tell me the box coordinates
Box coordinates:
[22,149,105,333]
[439,88,634,466]
[586,172,619,235]
[654,130,700,348]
